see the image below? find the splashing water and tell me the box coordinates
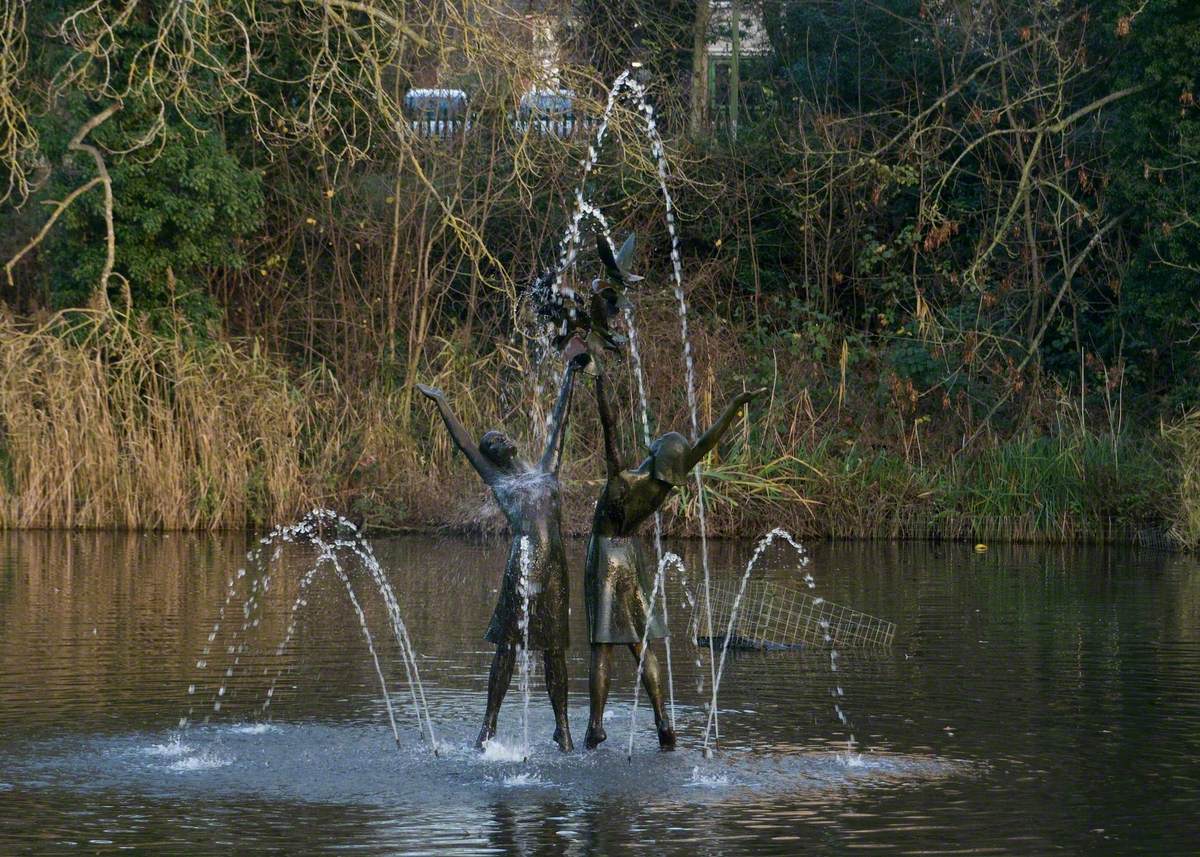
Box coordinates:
[501,771,545,788]
[181,510,437,753]
[686,765,732,789]
[480,739,526,764]
[167,748,233,773]
[516,536,533,761]
[144,737,194,758]
[701,528,810,757]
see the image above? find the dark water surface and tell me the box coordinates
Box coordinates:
[0,532,1197,854]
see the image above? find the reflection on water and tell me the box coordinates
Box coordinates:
[0,532,1198,854]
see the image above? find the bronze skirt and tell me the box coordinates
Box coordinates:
[484,532,570,650]
[584,535,667,644]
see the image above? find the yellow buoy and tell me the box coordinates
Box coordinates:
[974,543,988,552]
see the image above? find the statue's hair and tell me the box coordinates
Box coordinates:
[648,432,691,486]
[479,430,515,463]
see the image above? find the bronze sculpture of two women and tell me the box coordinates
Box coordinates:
[419,236,765,752]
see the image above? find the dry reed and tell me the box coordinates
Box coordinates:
[0,312,311,528]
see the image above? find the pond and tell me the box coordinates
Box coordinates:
[0,531,1197,854]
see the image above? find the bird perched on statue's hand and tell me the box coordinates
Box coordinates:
[584,232,644,358]
[596,232,644,289]
[528,232,641,362]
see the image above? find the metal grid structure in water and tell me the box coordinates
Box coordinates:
[695,580,896,649]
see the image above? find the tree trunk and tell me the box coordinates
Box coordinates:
[690,0,711,135]
[729,0,740,141]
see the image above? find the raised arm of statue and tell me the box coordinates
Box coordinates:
[594,368,623,480]
[539,364,577,474]
[685,386,768,471]
[417,383,500,484]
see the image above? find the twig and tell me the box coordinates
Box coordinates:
[963,212,1129,449]
[5,178,102,288]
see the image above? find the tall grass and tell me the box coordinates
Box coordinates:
[0,312,312,528]
[0,309,1183,545]
[1164,410,1200,550]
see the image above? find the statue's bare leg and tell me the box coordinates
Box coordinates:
[585,643,612,749]
[628,643,676,749]
[543,649,573,752]
[477,644,516,749]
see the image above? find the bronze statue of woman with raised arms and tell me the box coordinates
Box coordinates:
[418,360,581,753]
[584,366,766,750]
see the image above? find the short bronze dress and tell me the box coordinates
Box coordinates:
[584,469,668,644]
[484,471,571,651]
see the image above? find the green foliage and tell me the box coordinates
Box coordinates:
[56,121,262,325]
[764,0,935,109]
[1085,0,1200,405]
[0,0,1194,540]
[947,431,1166,528]
[887,338,941,391]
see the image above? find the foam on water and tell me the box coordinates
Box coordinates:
[167,749,232,773]
[228,724,277,736]
[479,739,528,764]
[2,718,963,809]
[686,766,733,789]
[142,736,193,758]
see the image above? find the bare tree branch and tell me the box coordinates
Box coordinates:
[4,177,102,287]
[4,102,122,308]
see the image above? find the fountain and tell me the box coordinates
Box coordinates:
[700,528,810,755]
[527,69,734,749]
[181,510,437,751]
[167,69,896,778]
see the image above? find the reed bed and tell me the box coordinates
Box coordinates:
[0,312,312,528]
[0,310,1187,548]
[1163,410,1200,550]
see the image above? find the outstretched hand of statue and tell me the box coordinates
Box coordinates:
[563,336,592,370]
[416,383,445,401]
[735,387,769,406]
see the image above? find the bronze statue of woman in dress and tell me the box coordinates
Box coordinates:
[584,367,766,750]
[418,361,580,752]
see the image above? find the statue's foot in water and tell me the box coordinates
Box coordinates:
[584,724,607,750]
[657,724,677,751]
[553,725,574,753]
[475,724,496,751]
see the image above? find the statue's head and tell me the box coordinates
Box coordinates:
[643,431,692,486]
[479,430,519,470]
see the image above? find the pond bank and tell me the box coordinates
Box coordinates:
[0,314,1192,550]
